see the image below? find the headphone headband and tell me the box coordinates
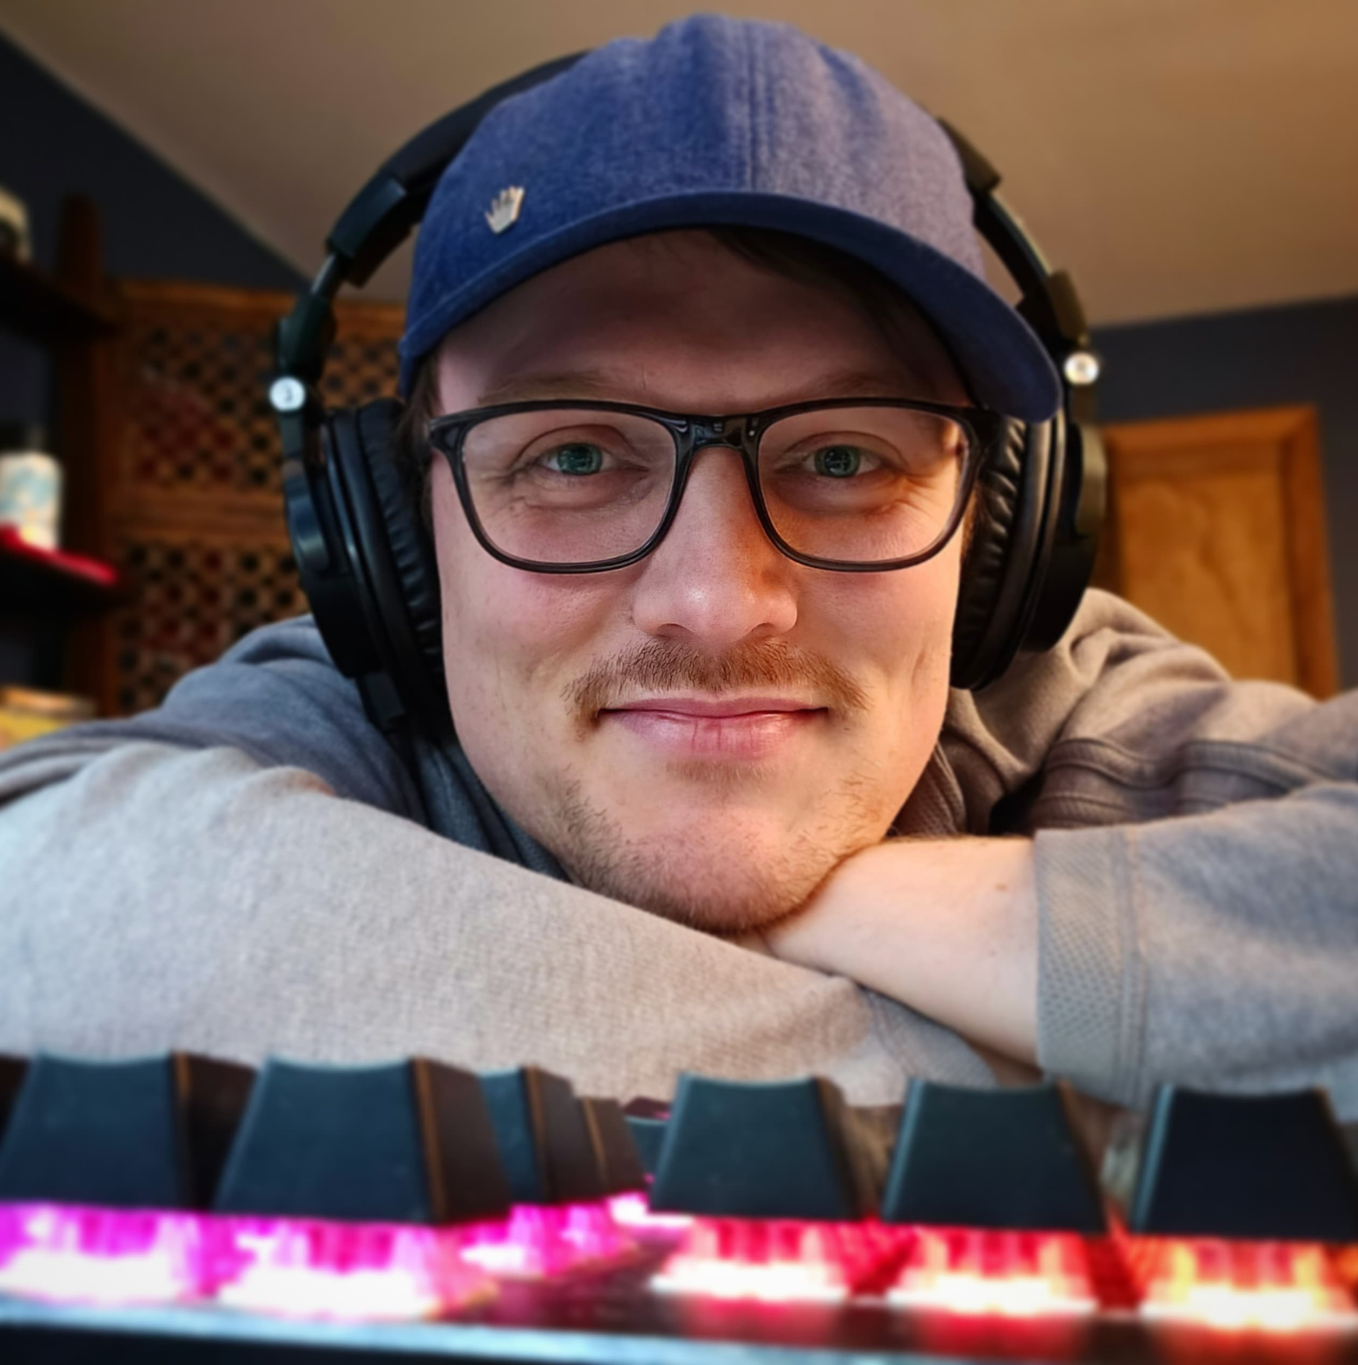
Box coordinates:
[276,53,586,381]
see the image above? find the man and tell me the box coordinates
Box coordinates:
[2,15,1357,1113]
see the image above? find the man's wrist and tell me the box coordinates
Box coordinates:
[765,836,1040,1064]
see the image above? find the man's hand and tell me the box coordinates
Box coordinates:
[763,837,1040,1065]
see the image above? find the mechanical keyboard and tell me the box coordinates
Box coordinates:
[3,1052,1358,1362]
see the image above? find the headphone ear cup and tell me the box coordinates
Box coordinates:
[950,418,1054,691]
[354,399,445,683]
[326,399,451,737]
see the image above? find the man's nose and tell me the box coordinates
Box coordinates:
[629,445,799,649]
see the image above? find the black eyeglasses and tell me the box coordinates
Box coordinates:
[427,398,1004,574]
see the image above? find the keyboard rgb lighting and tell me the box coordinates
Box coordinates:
[455,1202,635,1279]
[1131,1237,1358,1332]
[887,1228,1098,1318]
[8,1056,1358,1362]
[0,1202,203,1306]
[206,1216,494,1320]
[652,1216,906,1302]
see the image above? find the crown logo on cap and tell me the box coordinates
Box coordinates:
[485,186,525,234]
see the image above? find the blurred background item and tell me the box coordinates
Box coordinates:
[0,182,30,259]
[0,421,61,550]
[0,682,93,749]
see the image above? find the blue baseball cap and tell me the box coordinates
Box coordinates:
[400,14,1061,423]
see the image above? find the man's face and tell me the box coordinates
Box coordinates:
[430,230,969,932]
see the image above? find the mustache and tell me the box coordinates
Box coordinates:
[565,637,869,721]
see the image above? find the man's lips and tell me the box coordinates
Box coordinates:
[603,695,823,719]
[598,697,827,760]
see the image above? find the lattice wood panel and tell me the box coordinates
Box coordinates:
[110,537,309,716]
[98,280,404,715]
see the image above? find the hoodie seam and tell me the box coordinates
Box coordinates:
[1041,735,1339,790]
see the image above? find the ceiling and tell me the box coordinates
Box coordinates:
[2,0,1356,326]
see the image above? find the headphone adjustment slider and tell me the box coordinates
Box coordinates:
[1062,351,1101,387]
[270,376,310,414]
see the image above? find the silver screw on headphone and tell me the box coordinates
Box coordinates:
[1062,351,1101,386]
[270,377,308,413]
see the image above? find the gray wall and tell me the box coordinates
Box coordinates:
[0,32,304,428]
[0,33,303,685]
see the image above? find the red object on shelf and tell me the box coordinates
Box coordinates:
[0,526,118,587]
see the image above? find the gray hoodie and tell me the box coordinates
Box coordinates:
[2,589,1356,1112]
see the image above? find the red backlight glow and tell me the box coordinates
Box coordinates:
[652,1217,906,1302]
[887,1228,1097,1318]
[1133,1238,1358,1332]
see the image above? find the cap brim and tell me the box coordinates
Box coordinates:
[401,191,1061,423]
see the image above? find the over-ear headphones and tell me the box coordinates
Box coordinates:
[270,53,1105,742]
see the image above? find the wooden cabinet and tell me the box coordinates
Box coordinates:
[92,280,402,716]
[1095,406,1337,697]
[0,197,122,696]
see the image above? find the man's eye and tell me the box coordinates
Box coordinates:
[812,445,867,477]
[543,443,605,475]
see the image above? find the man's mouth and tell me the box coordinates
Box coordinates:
[599,696,827,760]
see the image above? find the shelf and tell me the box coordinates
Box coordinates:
[0,249,118,347]
[0,527,120,620]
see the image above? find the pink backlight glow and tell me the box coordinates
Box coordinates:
[652,1217,909,1303]
[1134,1238,1358,1332]
[205,1215,496,1321]
[0,1202,205,1305]
[607,1192,694,1232]
[456,1203,635,1279]
[887,1228,1097,1318]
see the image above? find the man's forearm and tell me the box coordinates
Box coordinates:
[0,738,996,1103]
[766,837,1039,1064]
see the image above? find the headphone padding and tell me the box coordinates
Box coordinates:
[324,399,449,735]
[951,417,1027,688]
[355,398,446,687]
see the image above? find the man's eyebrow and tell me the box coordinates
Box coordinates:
[475,367,948,409]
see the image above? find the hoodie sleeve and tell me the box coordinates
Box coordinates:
[0,615,422,818]
[960,594,1358,1117]
[0,738,994,1104]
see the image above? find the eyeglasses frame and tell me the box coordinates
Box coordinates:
[426,397,1006,574]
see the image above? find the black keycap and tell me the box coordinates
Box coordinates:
[880,1081,1105,1232]
[0,1055,26,1140]
[479,1067,605,1205]
[582,1097,647,1194]
[0,1053,253,1210]
[214,1057,510,1224]
[625,1116,667,1177]
[1129,1086,1358,1242]
[649,1073,878,1221]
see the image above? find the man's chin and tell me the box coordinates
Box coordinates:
[566,847,820,934]
[551,800,845,933]
[527,765,892,933]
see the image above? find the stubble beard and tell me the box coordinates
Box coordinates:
[547,764,887,934]
[520,635,902,932]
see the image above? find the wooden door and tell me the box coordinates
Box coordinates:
[1094,406,1337,697]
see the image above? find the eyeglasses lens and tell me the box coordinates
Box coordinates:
[458,406,969,567]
